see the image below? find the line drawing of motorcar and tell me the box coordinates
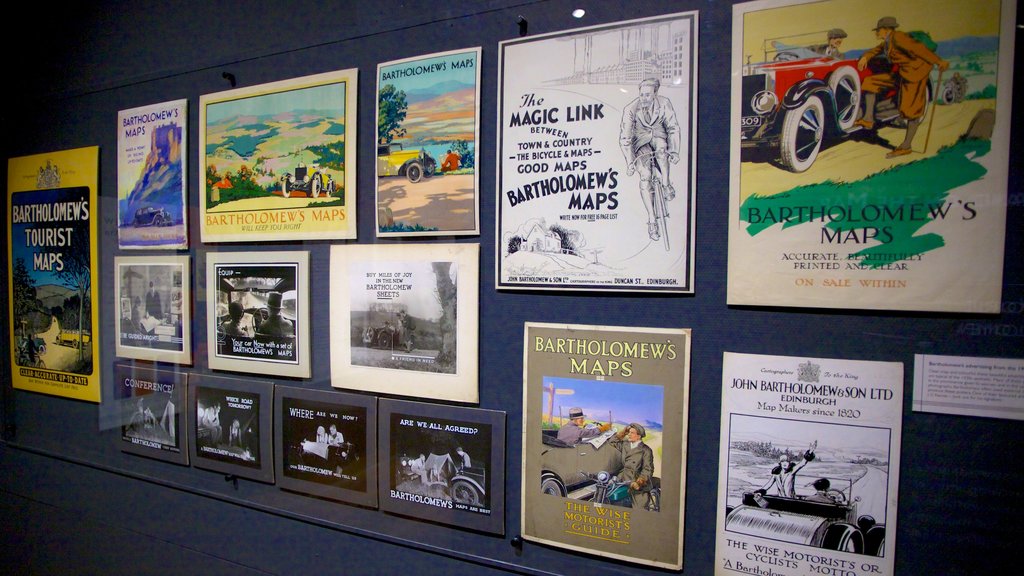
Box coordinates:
[377,143,436,183]
[740,35,933,172]
[724,478,886,556]
[278,162,334,198]
[539,429,624,500]
[131,206,174,227]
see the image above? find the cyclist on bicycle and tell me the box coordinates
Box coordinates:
[619,77,681,241]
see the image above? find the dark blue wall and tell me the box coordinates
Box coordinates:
[2,1,1021,574]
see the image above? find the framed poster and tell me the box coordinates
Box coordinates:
[727,0,1016,311]
[378,398,505,535]
[116,364,189,465]
[716,352,903,576]
[7,146,101,402]
[199,69,358,242]
[522,323,691,569]
[206,251,310,378]
[114,255,192,364]
[376,47,481,236]
[117,99,188,249]
[275,386,378,507]
[189,374,274,483]
[497,12,697,292]
[329,243,479,403]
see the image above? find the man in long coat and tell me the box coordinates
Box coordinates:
[855,17,949,158]
[610,423,656,510]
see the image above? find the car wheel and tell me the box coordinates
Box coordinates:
[281,178,290,198]
[452,479,483,506]
[311,174,322,198]
[828,66,861,133]
[779,95,825,173]
[541,473,566,497]
[377,332,392,349]
[406,162,423,183]
[822,523,865,554]
[864,525,885,556]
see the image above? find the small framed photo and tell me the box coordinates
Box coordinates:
[275,385,378,507]
[189,374,274,483]
[378,398,505,535]
[330,243,479,403]
[116,364,189,465]
[206,251,310,378]
[114,255,192,364]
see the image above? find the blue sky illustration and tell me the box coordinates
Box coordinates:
[206,82,346,123]
[543,376,663,427]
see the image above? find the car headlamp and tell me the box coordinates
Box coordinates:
[751,90,778,115]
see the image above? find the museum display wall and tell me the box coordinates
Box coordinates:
[2,1,1021,574]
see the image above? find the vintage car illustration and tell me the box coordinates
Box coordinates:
[377,143,437,183]
[539,429,624,500]
[278,162,335,198]
[131,206,175,227]
[361,320,413,352]
[397,452,487,506]
[739,36,932,172]
[724,479,886,556]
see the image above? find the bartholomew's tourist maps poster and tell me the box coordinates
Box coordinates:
[498,13,697,292]
[728,0,1016,311]
[522,323,691,568]
[8,146,101,402]
[716,352,903,576]
[200,69,357,242]
[376,47,481,237]
[118,99,188,249]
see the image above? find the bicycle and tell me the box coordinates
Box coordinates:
[630,151,671,251]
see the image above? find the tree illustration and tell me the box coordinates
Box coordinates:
[12,257,37,334]
[56,224,92,365]
[432,262,457,368]
[378,84,408,144]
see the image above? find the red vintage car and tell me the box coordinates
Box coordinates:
[740,40,931,172]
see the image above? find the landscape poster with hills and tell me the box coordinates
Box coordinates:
[7,146,101,402]
[728,0,1016,312]
[200,69,358,242]
[118,99,188,249]
[375,47,481,237]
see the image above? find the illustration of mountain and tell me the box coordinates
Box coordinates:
[35,284,75,310]
[123,123,183,225]
[403,80,475,104]
[401,87,477,144]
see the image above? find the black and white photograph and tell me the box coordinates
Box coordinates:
[379,399,504,534]
[349,259,456,374]
[206,251,310,378]
[117,364,188,465]
[275,386,378,507]
[114,255,191,364]
[331,244,479,402]
[189,374,274,483]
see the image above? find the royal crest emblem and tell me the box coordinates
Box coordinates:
[797,361,821,383]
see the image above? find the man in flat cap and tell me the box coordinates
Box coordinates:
[556,407,610,444]
[610,423,656,510]
[855,16,949,158]
[810,28,848,58]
